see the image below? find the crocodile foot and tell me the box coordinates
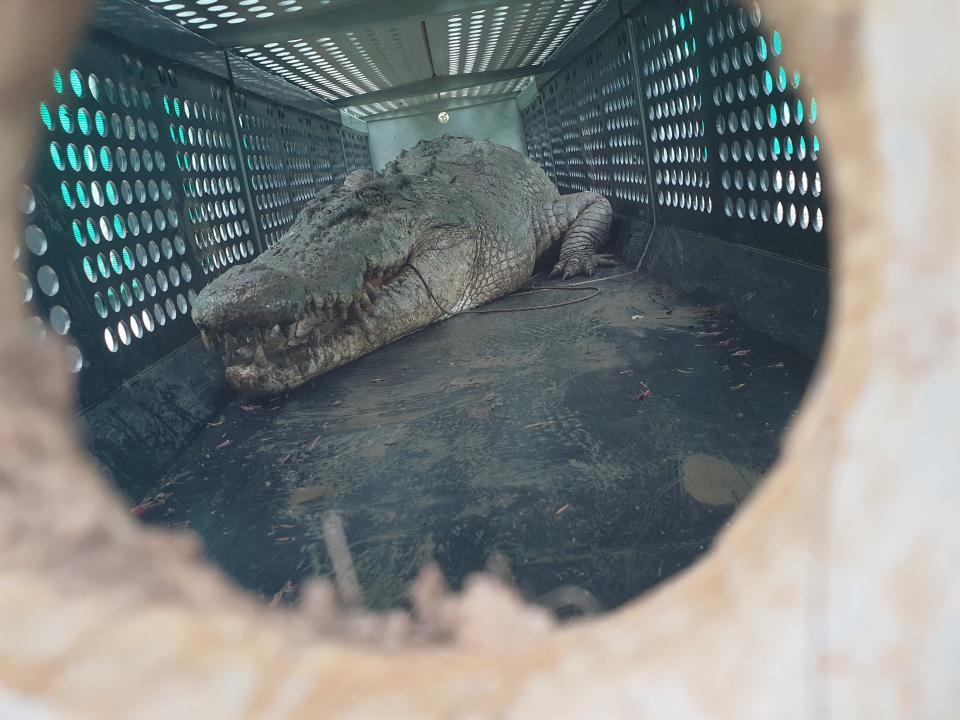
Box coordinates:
[550,253,619,280]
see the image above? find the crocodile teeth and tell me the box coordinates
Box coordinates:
[269,324,282,339]
[294,318,314,338]
[254,344,268,366]
[359,293,373,310]
[201,329,218,351]
[347,300,362,321]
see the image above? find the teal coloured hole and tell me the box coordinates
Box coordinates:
[40,103,53,131]
[111,251,123,275]
[773,30,783,55]
[810,97,818,122]
[95,110,107,137]
[756,36,768,61]
[778,67,787,91]
[796,99,805,123]
[106,182,118,205]
[176,153,184,171]
[173,98,181,117]
[83,145,97,171]
[813,135,821,155]
[763,70,774,94]
[120,283,132,306]
[800,136,808,157]
[107,287,119,310]
[58,105,73,133]
[72,221,84,247]
[688,8,693,25]
[163,95,170,115]
[86,218,98,244]
[786,137,795,157]
[75,181,88,207]
[49,142,64,170]
[70,69,83,97]
[52,70,64,93]
[178,126,186,144]
[60,182,74,208]
[169,124,177,143]
[100,146,112,171]
[793,71,801,89]
[97,255,109,278]
[67,144,80,171]
[132,279,144,301]
[692,37,697,53]
[83,258,97,283]
[95,294,107,318]
[123,247,135,270]
[772,137,781,159]
[113,215,125,239]
[679,12,686,30]
[768,104,778,127]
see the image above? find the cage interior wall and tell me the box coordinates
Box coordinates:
[17,29,372,415]
[523,0,829,268]
[13,0,829,495]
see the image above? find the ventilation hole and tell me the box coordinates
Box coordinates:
[66,346,84,373]
[50,306,71,335]
[37,266,60,296]
[24,225,47,255]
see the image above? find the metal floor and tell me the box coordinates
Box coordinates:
[140,269,814,613]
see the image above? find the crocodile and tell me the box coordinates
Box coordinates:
[192,136,615,396]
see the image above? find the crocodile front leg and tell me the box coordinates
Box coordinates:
[536,192,616,279]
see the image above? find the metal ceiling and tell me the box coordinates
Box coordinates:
[130,0,612,118]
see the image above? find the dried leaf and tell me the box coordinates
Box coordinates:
[555,503,571,516]
[215,439,232,450]
[240,404,261,412]
[674,368,693,374]
[206,415,225,428]
[730,383,747,391]
[524,420,556,429]
[731,349,752,357]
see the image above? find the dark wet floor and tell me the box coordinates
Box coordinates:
[140,268,814,613]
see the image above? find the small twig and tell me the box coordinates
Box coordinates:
[322,512,363,607]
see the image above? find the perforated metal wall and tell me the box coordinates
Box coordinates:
[526,21,652,216]
[522,1,828,267]
[21,34,370,408]
[131,0,611,119]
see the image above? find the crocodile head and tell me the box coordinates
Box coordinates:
[192,174,476,396]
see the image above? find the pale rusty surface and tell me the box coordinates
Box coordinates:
[1,0,958,717]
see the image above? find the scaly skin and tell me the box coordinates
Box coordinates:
[192,136,613,396]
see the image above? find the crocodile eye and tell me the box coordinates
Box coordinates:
[357,186,390,206]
